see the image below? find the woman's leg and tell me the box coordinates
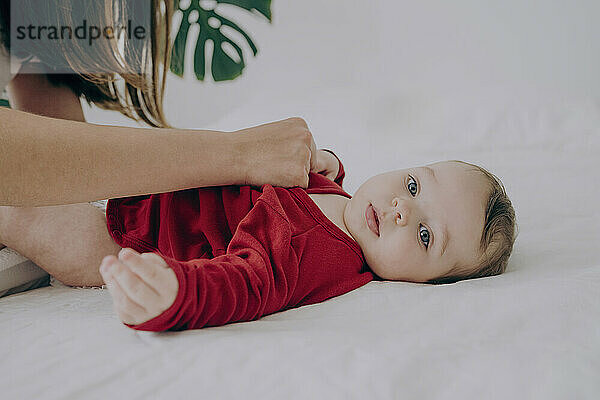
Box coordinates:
[0,203,121,287]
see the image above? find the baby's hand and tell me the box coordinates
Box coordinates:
[100,248,178,326]
[311,149,340,181]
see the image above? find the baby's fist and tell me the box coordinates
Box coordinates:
[100,248,178,326]
[311,149,339,181]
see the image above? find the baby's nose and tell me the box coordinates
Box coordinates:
[391,197,410,226]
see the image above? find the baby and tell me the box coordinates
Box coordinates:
[99,149,516,331]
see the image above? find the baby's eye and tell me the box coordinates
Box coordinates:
[419,225,430,249]
[407,176,418,196]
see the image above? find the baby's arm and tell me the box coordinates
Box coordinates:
[100,246,272,330]
[102,197,298,331]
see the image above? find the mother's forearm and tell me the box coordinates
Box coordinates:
[0,106,244,206]
[2,72,245,206]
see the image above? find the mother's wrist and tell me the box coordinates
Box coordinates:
[221,131,253,185]
[181,129,246,186]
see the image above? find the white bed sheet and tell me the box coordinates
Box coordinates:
[2,86,599,399]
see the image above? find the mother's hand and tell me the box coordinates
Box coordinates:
[234,117,318,188]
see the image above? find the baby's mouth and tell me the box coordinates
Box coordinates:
[366,204,380,237]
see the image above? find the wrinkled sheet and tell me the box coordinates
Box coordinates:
[2,86,599,399]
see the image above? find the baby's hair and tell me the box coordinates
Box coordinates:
[425,161,516,285]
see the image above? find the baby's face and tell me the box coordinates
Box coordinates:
[343,161,488,282]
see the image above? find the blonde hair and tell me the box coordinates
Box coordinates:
[426,161,517,285]
[0,0,174,128]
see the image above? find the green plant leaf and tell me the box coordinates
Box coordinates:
[193,22,208,80]
[170,0,272,82]
[217,0,272,21]
[170,6,192,77]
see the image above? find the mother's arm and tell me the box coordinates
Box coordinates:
[1,73,315,206]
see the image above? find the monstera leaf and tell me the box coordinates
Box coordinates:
[170,0,272,81]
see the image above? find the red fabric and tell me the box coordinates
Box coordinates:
[106,151,373,331]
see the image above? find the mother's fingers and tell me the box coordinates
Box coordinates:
[308,135,318,173]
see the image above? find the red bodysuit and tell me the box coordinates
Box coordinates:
[106,153,374,331]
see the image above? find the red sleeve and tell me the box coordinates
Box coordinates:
[321,149,345,187]
[126,197,298,332]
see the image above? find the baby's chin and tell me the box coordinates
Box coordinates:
[363,256,397,280]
